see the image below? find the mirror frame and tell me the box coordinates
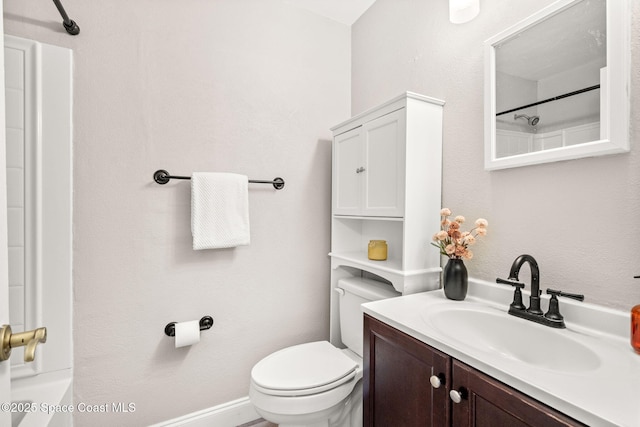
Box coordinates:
[484,0,630,170]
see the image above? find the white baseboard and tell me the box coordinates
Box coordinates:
[149,396,261,427]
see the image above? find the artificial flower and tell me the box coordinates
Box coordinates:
[431,208,488,259]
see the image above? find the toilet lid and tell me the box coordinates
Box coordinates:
[251,341,358,396]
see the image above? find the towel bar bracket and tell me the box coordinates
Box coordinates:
[154,169,173,185]
[153,169,285,190]
[263,177,285,190]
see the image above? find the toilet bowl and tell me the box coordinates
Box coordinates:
[249,277,400,427]
[250,341,362,427]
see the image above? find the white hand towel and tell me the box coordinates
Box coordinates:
[191,172,250,250]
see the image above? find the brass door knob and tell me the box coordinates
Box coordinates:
[0,325,47,363]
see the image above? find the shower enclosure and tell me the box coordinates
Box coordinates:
[3,35,73,426]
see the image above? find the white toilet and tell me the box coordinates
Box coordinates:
[249,277,400,427]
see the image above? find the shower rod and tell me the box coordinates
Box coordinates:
[52,0,79,35]
[496,84,600,117]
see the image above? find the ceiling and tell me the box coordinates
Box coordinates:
[283,0,377,25]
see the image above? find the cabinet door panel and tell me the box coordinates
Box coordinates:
[451,360,585,427]
[473,397,529,427]
[364,315,450,427]
[362,110,405,217]
[333,127,363,215]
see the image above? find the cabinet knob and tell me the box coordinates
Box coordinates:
[429,374,445,389]
[355,167,366,173]
[449,388,467,404]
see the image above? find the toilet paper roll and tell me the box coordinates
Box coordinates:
[174,320,201,348]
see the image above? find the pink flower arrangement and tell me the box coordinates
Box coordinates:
[431,208,488,260]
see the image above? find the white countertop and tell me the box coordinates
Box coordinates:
[361,278,640,427]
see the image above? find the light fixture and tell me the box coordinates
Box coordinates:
[449,0,480,24]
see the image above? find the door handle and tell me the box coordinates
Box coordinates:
[0,325,47,363]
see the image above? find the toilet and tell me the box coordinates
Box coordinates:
[249,277,400,427]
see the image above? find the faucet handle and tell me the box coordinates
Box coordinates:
[496,278,526,311]
[544,289,585,327]
[546,289,585,301]
[496,277,525,289]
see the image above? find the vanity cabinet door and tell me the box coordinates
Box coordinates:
[451,360,585,427]
[364,315,450,427]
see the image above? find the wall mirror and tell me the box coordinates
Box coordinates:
[484,0,630,170]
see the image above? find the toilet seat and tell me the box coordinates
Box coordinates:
[251,341,358,397]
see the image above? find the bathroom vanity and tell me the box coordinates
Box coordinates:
[362,279,640,427]
[364,315,582,426]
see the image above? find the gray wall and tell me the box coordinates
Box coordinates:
[353,0,640,310]
[4,1,350,425]
[3,0,639,424]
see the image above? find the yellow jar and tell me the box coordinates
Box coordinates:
[368,240,388,261]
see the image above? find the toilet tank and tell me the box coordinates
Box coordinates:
[337,277,400,357]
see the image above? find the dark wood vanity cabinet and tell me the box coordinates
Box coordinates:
[363,314,585,427]
[450,359,584,426]
[363,313,450,426]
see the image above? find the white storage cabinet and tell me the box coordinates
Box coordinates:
[329,92,444,346]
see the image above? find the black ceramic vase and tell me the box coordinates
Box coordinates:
[443,258,468,301]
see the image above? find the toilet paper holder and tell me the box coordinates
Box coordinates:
[165,316,214,337]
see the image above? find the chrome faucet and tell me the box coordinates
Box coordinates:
[497,254,584,329]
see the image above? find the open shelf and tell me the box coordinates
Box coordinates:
[333,215,404,222]
[329,251,441,295]
[329,251,403,274]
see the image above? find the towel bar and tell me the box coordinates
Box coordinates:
[153,169,285,190]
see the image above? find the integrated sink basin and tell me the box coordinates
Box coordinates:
[421,302,601,373]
